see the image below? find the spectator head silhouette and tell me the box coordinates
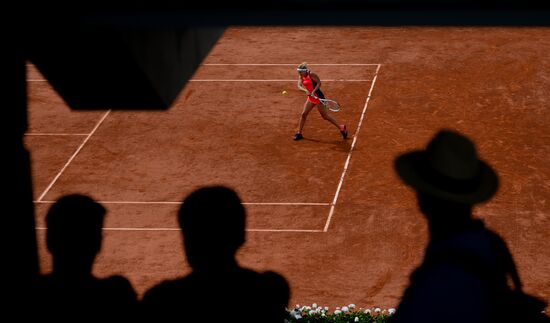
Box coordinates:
[40,195,138,320]
[143,186,290,323]
[394,129,499,224]
[46,194,106,276]
[178,186,246,271]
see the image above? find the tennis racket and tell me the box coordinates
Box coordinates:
[312,96,340,112]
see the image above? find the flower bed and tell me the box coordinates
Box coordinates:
[286,303,395,323]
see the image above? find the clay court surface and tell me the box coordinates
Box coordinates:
[26,27,549,309]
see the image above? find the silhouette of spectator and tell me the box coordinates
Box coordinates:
[392,130,548,323]
[141,186,290,323]
[32,194,137,321]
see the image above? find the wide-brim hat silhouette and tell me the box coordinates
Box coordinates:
[394,129,499,204]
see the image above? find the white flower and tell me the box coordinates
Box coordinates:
[364,309,371,314]
[324,306,329,311]
[389,308,396,315]
[349,304,356,309]
[295,304,300,309]
[334,310,342,315]
[354,317,360,322]
[321,313,326,317]
[308,310,315,316]
[374,308,381,313]
[312,303,318,309]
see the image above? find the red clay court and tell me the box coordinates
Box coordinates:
[26,27,549,310]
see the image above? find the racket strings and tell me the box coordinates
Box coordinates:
[322,99,340,112]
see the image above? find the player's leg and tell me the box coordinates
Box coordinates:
[317,105,348,139]
[317,104,340,128]
[294,101,315,140]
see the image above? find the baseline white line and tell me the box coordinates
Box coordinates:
[34,200,330,206]
[28,79,371,83]
[246,229,323,233]
[34,201,182,205]
[190,79,371,82]
[243,202,330,206]
[26,79,49,82]
[25,133,89,136]
[323,64,381,232]
[203,63,380,66]
[36,110,111,202]
[35,227,323,233]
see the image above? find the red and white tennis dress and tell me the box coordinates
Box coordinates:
[300,73,325,105]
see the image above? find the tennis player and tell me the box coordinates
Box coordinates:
[293,62,348,141]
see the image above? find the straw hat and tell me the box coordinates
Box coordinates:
[394,130,499,204]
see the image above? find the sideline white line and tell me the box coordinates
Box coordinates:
[36,110,111,202]
[34,200,330,206]
[323,64,381,232]
[35,227,323,233]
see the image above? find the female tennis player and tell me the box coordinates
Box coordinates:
[293,62,348,141]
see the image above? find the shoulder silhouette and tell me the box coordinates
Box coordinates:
[142,186,290,323]
[33,194,137,321]
[392,130,548,323]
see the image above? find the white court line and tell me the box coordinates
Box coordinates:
[26,63,379,66]
[27,79,48,82]
[203,63,380,66]
[190,79,371,82]
[35,227,323,232]
[36,110,111,202]
[34,200,330,206]
[243,202,330,206]
[247,229,323,233]
[323,64,381,232]
[25,133,89,136]
[34,201,328,233]
[34,227,180,231]
[28,79,371,83]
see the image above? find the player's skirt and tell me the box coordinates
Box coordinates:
[307,89,325,105]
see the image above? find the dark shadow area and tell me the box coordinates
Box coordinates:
[141,186,290,323]
[29,194,138,321]
[392,130,549,323]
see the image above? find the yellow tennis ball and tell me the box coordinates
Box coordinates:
[282,90,288,95]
